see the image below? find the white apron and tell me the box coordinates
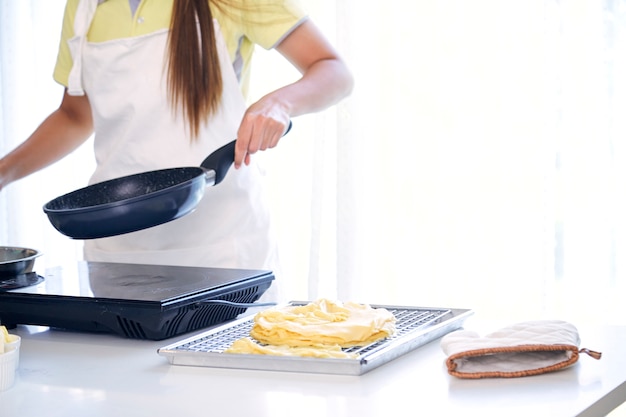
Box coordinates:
[66,0,281,291]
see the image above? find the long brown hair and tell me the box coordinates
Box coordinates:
[167,0,222,140]
[167,1,289,139]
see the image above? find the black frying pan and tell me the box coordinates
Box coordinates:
[43,122,291,239]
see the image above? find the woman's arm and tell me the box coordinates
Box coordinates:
[0,91,94,190]
[234,19,354,168]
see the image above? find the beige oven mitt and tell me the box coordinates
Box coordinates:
[440,320,602,379]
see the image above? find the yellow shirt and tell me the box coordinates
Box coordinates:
[53,0,307,96]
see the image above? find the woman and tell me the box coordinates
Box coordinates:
[0,0,353,299]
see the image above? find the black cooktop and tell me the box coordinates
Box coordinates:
[0,261,274,340]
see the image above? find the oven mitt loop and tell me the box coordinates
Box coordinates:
[440,320,602,379]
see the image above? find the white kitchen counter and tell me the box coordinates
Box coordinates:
[1,317,625,417]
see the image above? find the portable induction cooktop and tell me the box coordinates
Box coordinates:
[0,261,274,340]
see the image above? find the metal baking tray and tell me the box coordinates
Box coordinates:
[157,302,473,375]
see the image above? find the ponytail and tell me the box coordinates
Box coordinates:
[167,0,223,140]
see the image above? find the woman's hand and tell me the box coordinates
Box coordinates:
[234,19,354,169]
[234,100,291,168]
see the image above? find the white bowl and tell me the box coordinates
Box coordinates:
[5,334,20,367]
[0,342,19,391]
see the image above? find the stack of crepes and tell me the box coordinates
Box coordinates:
[225,299,396,359]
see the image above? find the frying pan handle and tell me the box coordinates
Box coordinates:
[201,140,236,186]
[200,120,292,185]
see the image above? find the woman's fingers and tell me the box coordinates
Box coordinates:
[234,113,290,168]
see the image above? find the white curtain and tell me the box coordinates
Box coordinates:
[2,0,625,326]
[258,0,626,326]
[0,0,91,269]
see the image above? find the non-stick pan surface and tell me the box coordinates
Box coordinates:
[43,122,291,240]
[44,167,210,239]
[43,138,230,239]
